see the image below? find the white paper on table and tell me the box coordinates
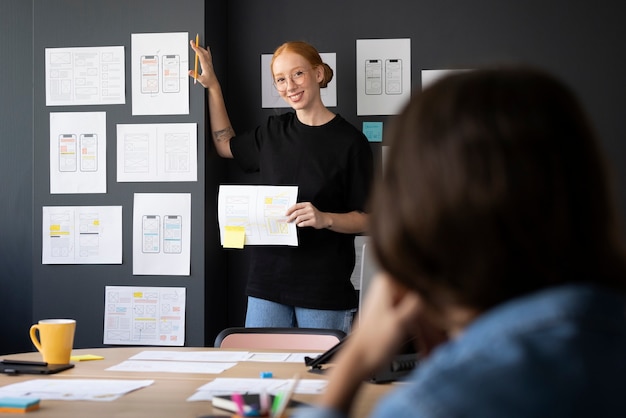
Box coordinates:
[106,360,236,374]
[0,379,153,401]
[129,350,250,363]
[217,185,298,246]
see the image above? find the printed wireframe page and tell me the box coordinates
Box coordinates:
[103,286,186,346]
[132,193,191,275]
[131,32,189,115]
[45,46,125,106]
[217,185,298,247]
[50,112,107,194]
[116,123,197,182]
[42,206,122,264]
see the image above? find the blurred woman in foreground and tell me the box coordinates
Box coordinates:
[296,67,626,418]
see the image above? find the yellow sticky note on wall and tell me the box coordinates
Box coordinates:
[224,226,246,249]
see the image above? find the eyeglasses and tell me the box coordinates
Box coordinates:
[273,69,309,91]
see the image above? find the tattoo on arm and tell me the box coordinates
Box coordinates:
[213,126,235,143]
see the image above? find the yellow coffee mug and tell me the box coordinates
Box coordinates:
[29,319,76,364]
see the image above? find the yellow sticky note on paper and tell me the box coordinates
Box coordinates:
[224,226,246,249]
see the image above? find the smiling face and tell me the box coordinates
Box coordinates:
[272,51,323,111]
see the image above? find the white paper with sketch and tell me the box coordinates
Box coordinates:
[131,32,189,115]
[42,206,122,264]
[103,286,186,346]
[116,123,197,182]
[49,112,107,194]
[217,185,298,246]
[45,46,125,106]
[132,193,191,275]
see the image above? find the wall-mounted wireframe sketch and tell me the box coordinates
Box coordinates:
[49,112,107,194]
[103,286,186,346]
[131,32,189,115]
[116,123,197,182]
[45,46,125,106]
[133,193,191,275]
[356,39,411,115]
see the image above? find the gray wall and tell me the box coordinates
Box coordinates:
[0,0,34,355]
[220,0,626,323]
[1,0,228,354]
[2,0,626,354]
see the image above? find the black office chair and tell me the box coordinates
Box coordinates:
[214,327,346,351]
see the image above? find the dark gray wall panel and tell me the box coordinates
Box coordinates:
[31,0,209,348]
[0,0,34,355]
[220,0,626,323]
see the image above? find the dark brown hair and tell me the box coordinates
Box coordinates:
[370,67,626,310]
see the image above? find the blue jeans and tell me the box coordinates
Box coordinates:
[244,297,355,335]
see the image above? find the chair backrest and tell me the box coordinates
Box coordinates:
[214,327,346,351]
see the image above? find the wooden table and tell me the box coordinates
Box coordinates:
[0,347,392,417]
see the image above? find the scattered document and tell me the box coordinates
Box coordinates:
[128,350,250,363]
[188,378,327,402]
[49,112,107,194]
[0,379,153,401]
[132,193,192,275]
[244,352,320,363]
[131,32,189,115]
[103,286,186,346]
[106,360,236,374]
[116,123,197,182]
[127,350,315,364]
[45,46,125,106]
[42,206,122,264]
[217,185,298,247]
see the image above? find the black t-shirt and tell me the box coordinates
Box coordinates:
[229,112,374,310]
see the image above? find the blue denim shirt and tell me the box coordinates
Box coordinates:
[294,284,626,418]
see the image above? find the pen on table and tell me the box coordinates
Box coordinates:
[231,392,245,416]
[259,387,270,416]
[194,33,199,84]
[272,373,300,418]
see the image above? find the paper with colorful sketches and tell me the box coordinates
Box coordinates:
[132,193,191,275]
[131,32,189,115]
[103,286,186,346]
[217,185,298,247]
[42,206,122,264]
[49,112,107,194]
